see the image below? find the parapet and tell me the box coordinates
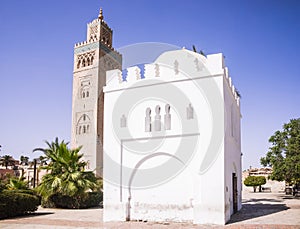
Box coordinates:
[74,39,119,53]
[104,49,240,106]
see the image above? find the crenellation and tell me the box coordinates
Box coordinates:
[126,66,142,83]
[223,72,240,106]
[74,39,121,57]
[231,85,235,95]
[104,50,240,107]
[237,97,240,106]
[155,63,160,77]
[106,69,123,86]
[224,67,229,79]
[144,64,156,79]
[221,67,240,106]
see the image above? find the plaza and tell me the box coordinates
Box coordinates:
[0,191,299,228]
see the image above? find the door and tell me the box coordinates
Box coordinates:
[232,173,238,213]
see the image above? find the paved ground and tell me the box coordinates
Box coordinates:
[0,192,299,228]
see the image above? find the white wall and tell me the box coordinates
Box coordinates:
[223,74,242,222]
[103,49,241,225]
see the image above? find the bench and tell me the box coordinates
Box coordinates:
[262,187,271,192]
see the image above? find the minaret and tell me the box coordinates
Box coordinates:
[71,9,122,176]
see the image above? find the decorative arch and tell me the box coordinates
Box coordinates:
[76,51,96,69]
[80,85,90,99]
[90,56,94,65]
[76,114,91,135]
[126,152,184,221]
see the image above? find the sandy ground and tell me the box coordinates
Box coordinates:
[0,191,299,228]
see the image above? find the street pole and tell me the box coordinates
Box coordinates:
[33,159,37,188]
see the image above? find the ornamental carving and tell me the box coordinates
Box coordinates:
[77,51,96,69]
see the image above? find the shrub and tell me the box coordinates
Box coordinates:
[41,191,102,209]
[0,190,40,219]
[6,177,29,190]
[244,176,266,192]
[0,181,5,192]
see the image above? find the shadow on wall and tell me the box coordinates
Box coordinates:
[227,203,289,224]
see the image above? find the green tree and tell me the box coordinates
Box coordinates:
[244,176,266,192]
[261,118,300,184]
[38,155,48,166]
[20,155,29,166]
[0,155,15,169]
[33,138,99,199]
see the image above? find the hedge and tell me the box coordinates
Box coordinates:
[0,190,40,219]
[42,191,102,209]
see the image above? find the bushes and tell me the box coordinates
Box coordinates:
[0,181,5,192]
[41,191,102,209]
[244,176,267,192]
[0,190,40,219]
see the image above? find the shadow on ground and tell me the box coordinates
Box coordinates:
[2,212,54,221]
[227,203,289,224]
[243,198,283,203]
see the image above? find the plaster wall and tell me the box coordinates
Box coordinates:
[71,54,100,171]
[223,74,242,222]
[103,49,240,225]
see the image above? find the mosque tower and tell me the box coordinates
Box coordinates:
[71,9,122,176]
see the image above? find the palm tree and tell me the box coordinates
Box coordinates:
[0,155,15,169]
[6,176,29,190]
[20,155,29,166]
[33,138,99,199]
[38,155,48,166]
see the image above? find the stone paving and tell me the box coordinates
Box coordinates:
[0,191,299,228]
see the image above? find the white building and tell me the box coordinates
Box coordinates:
[71,9,242,225]
[103,48,242,224]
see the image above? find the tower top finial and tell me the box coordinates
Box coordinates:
[98,8,103,20]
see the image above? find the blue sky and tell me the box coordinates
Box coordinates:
[0,0,299,170]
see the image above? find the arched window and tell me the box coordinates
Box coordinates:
[76,114,91,135]
[86,91,89,97]
[77,60,81,69]
[90,56,94,65]
[87,57,90,66]
[82,92,85,98]
[82,59,86,67]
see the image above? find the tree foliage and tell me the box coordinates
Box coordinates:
[244,176,266,192]
[261,118,300,183]
[34,138,100,199]
[6,176,29,190]
[20,155,29,166]
[0,155,15,169]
